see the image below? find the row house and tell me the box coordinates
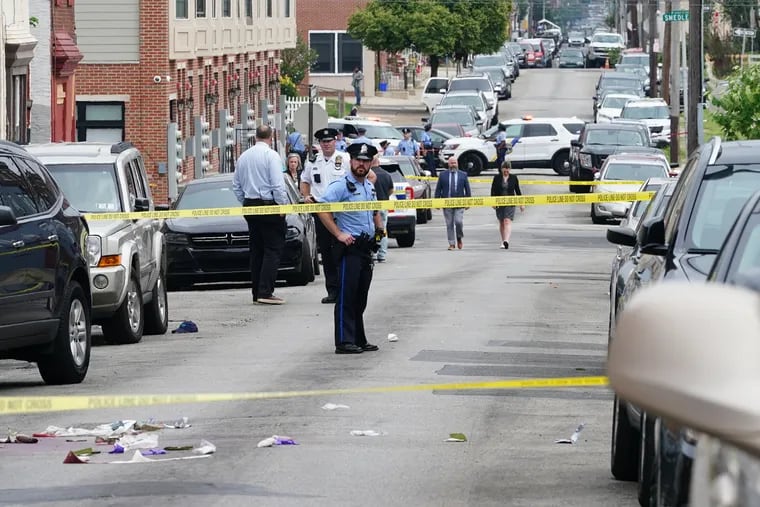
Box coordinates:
[28,0,296,204]
[2,0,38,143]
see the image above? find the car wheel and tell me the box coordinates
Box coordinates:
[102,270,144,344]
[396,229,415,248]
[416,207,428,224]
[144,269,169,335]
[638,413,657,507]
[426,208,433,221]
[591,204,606,224]
[552,150,570,175]
[312,242,321,276]
[611,396,640,481]
[37,281,91,385]
[291,242,315,286]
[459,153,483,176]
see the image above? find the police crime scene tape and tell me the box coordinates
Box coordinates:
[0,376,609,415]
[408,176,645,185]
[83,191,655,221]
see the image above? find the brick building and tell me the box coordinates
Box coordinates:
[297,0,377,100]
[73,0,295,204]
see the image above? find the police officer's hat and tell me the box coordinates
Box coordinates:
[357,127,368,134]
[347,142,378,161]
[315,128,339,141]
[401,127,411,134]
[379,140,390,147]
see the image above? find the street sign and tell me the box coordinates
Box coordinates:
[662,10,689,22]
[734,27,756,37]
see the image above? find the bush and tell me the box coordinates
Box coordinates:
[711,65,760,140]
[280,75,298,98]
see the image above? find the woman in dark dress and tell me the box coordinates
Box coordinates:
[490,161,525,249]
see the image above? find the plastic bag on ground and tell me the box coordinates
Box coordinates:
[193,439,216,455]
[350,430,384,437]
[321,403,350,411]
[257,435,298,447]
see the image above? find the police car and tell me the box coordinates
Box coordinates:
[328,117,404,152]
[378,156,432,248]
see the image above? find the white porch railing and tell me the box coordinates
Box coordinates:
[284,97,327,125]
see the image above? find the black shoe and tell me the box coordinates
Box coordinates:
[335,344,364,354]
[361,343,379,351]
[503,241,509,249]
[321,295,337,304]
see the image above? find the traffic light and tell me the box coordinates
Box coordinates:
[194,116,213,178]
[167,122,184,201]
[243,103,255,147]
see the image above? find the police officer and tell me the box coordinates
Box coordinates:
[495,124,509,168]
[353,127,372,145]
[420,124,437,176]
[335,130,348,152]
[379,140,395,156]
[318,142,384,354]
[300,128,348,303]
[396,128,419,157]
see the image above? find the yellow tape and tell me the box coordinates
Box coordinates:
[409,175,644,185]
[0,376,609,415]
[83,192,655,221]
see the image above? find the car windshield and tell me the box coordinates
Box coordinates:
[381,160,415,182]
[362,125,403,139]
[601,77,640,88]
[431,111,475,126]
[449,78,492,93]
[563,123,584,135]
[728,214,760,286]
[473,55,504,67]
[688,165,760,251]
[176,180,240,209]
[520,43,532,52]
[483,69,504,83]
[441,95,483,110]
[531,43,542,52]
[562,50,583,58]
[434,124,465,136]
[602,96,632,109]
[569,32,584,39]
[630,183,664,218]
[45,163,122,212]
[621,54,649,66]
[603,163,667,181]
[594,34,622,43]
[586,129,646,146]
[621,105,669,120]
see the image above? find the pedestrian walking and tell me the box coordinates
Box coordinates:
[379,140,395,156]
[300,128,348,303]
[232,125,289,305]
[368,156,394,263]
[286,128,307,166]
[351,67,364,106]
[434,157,471,250]
[491,160,525,249]
[421,124,438,176]
[285,152,302,186]
[317,142,385,354]
[396,128,419,157]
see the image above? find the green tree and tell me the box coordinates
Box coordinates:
[280,35,318,86]
[711,65,760,140]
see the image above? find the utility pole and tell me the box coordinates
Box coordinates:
[649,0,658,97]
[630,0,640,47]
[662,0,672,101]
[670,1,681,164]
[687,0,703,154]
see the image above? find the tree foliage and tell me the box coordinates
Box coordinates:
[711,65,760,140]
[281,35,318,85]
[348,0,511,76]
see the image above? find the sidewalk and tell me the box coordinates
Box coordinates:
[360,94,426,111]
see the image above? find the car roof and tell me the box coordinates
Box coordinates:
[329,117,393,127]
[434,104,475,110]
[453,73,487,79]
[604,154,668,165]
[624,98,667,107]
[601,72,642,80]
[712,140,760,166]
[501,116,583,125]
[601,93,639,99]
[585,122,645,131]
[443,90,484,96]
[0,140,37,159]
[25,142,136,164]
[185,173,235,186]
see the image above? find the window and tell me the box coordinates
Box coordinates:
[244,0,251,16]
[524,124,557,137]
[309,32,363,75]
[222,0,231,16]
[425,78,449,93]
[17,159,59,212]
[284,0,290,17]
[0,158,39,218]
[176,0,188,18]
[76,102,125,143]
[8,75,28,145]
[45,163,122,212]
[212,0,216,17]
[266,0,272,17]
[563,123,584,135]
[196,0,206,17]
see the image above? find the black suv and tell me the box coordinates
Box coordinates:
[607,137,760,506]
[569,123,652,193]
[0,141,92,384]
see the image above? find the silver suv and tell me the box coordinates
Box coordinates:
[27,142,168,344]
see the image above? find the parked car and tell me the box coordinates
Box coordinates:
[328,117,404,152]
[558,48,585,68]
[381,156,432,247]
[594,72,646,117]
[425,105,484,137]
[471,52,511,81]
[619,98,671,147]
[619,51,651,74]
[519,42,537,67]
[447,73,499,125]
[28,142,168,345]
[421,77,450,112]
[590,154,672,223]
[437,90,494,126]
[569,123,652,193]
[567,31,586,46]
[163,174,318,289]
[595,93,639,123]
[438,135,498,176]
[522,38,551,67]
[501,43,521,77]
[0,140,92,384]
[614,63,651,93]
[395,125,453,168]
[428,122,466,138]
[606,138,760,506]
[586,31,625,67]
[478,66,512,99]
[540,37,557,58]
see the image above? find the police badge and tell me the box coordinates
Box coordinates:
[335,155,343,168]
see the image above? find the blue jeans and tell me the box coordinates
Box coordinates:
[377,210,388,259]
[353,85,361,105]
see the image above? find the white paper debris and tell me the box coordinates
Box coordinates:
[43,420,137,438]
[555,423,586,444]
[117,433,159,451]
[193,439,216,455]
[387,333,398,342]
[321,403,350,411]
[350,430,384,437]
[109,450,212,464]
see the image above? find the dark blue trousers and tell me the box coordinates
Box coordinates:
[334,249,373,347]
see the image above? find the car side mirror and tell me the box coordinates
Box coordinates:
[593,172,601,180]
[421,117,429,123]
[570,139,581,147]
[0,205,17,227]
[134,197,151,212]
[592,95,598,101]
[637,216,667,255]
[606,226,637,247]
[439,88,447,94]
[608,283,760,458]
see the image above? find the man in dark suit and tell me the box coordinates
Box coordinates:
[434,157,472,250]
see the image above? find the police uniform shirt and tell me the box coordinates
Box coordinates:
[335,139,348,152]
[301,150,348,199]
[319,172,376,237]
[496,131,508,146]
[397,138,418,156]
[421,131,433,149]
[383,146,396,156]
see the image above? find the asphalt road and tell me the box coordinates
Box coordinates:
[0,67,638,507]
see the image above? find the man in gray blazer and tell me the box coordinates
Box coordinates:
[434,157,472,250]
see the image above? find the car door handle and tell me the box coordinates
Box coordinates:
[12,240,24,249]
[550,138,560,142]
[47,234,59,243]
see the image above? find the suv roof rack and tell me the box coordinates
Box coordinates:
[111,141,135,154]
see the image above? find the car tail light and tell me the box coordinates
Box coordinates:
[405,186,414,200]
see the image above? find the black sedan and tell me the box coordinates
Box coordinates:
[164,174,318,290]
